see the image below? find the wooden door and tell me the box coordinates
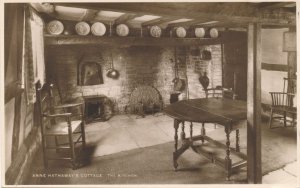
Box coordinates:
[223,31,248,101]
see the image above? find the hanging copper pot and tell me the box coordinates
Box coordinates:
[171,49,185,92]
[107,52,120,79]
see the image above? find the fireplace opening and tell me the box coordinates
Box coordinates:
[83,95,113,123]
[86,101,104,122]
[128,85,163,117]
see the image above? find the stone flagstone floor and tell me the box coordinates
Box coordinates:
[84,113,298,185]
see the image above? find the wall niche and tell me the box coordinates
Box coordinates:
[78,61,104,86]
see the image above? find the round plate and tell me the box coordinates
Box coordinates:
[176,27,186,38]
[46,20,64,35]
[91,22,106,36]
[195,28,205,38]
[150,25,162,38]
[75,22,90,36]
[116,24,129,37]
[209,28,219,38]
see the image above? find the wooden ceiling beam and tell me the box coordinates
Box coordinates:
[54,3,294,25]
[30,3,55,14]
[167,20,200,28]
[166,19,235,29]
[81,9,98,21]
[98,20,115,25]
[142,17,176,27]
[196,21,248,28]
[261,24,296,29]
[114,13,142,24]
[259,2,296,10]
[45,35,224,46]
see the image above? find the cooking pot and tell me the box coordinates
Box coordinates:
[171,56,186,92]
[107,52,120,79]
[107,69,120,79]
[173,78,185,91]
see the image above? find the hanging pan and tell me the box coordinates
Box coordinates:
[107,52,120,79]
[171,48,185,91]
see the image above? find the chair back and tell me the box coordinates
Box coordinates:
[205,86,236,99]
[36,81,55,132]
[205,87,223,98]
[269,92,295,107]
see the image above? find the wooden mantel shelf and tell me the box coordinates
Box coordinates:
[44,35,224,46]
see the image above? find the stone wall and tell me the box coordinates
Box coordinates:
[187,45,223,99]
[45,44,222,113]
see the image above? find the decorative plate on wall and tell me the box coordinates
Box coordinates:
[46,20,64,35]
[75,21,90,36]
[116,24,129,37]
[150,25,162,38]
[209,28,219,38]
[175,27,186,38]
[195,28,205,38]
[91,22,106,36]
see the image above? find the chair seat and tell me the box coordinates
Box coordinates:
[45,120,82,135]
[271,105,297,114]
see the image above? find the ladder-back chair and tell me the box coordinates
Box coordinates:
[205,86,236,100]
[36,81,86,169]
[204,86,236,129]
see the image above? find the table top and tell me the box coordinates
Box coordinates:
[164,98,247,125]
[82,95,106,99]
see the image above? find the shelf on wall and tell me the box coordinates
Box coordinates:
[44,34,224,46]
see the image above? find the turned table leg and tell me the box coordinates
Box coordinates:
[225,126,232,180]
[236,129,240,152]
[190,122,193,138]
[201,123,206,144]
[173,119,180,170]
[181,121,186,141]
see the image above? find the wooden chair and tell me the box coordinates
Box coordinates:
[204,86,236,129]
[36,81,86,169]
[205,86,236,99]
[269,92,296,128]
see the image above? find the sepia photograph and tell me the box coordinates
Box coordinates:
[1,1,299,187]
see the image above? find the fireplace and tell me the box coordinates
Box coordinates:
[128,85,163,117]
[83,95,113,123]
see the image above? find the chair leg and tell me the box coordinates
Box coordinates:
[81,122,86,148]
[41,136,48,168]
[269,109,274,129]
[201,123,206,144]
[283,111,287,127]
[292,114,296,127]
[55,136,59,153]
[68,131,77,170]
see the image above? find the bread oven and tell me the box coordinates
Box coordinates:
[78,61,103,86]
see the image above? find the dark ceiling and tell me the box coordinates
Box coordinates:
[31,2,296,29]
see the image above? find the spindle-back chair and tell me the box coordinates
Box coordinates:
[269,92,296,128]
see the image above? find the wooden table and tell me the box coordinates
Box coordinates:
[164,98,247,180]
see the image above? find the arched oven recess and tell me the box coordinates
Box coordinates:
[78,61,104,86]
